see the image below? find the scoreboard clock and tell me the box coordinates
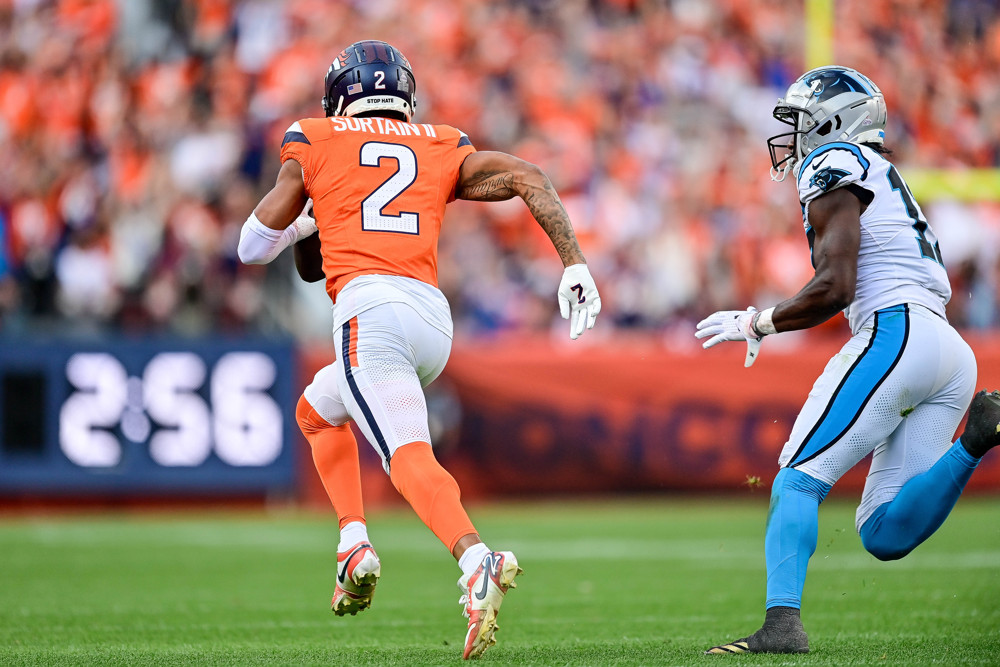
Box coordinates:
[0,338,297,494]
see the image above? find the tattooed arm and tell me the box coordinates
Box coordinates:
[455,150,600,339]
[455,151,586,267]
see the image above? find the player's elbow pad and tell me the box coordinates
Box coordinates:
[238,212,296,265]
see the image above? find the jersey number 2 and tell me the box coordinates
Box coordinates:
[360,142,420,234]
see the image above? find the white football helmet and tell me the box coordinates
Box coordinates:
[768,66,887,181]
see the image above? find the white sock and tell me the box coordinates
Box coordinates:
[338,521,370,552]
[458,542,492,577]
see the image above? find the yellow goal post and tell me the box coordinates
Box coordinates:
[805,0,1000,202]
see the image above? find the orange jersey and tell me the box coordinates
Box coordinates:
[279,116,475,301]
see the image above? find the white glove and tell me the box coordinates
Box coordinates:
[292,198,317,241]
[557,263,601,340]
[695,306,763,367]
[292,214,317,241]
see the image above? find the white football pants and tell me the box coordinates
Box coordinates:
[777,303,977,531]
[303,301,452,472]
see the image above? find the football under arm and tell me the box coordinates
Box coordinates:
[293,231,324,283]
[455,151,586,267]
[769,187,862,332]
[237,159,314,265]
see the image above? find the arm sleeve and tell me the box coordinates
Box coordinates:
[238,212,317,265]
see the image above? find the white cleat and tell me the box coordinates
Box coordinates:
[331,542,380,616]
[457,550,522,659]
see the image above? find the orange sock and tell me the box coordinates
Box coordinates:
[296,395,365,529]
[389,441,477,553]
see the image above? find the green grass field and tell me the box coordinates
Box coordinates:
[1,496,998,666]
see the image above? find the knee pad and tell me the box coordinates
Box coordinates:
[303,364,350,426]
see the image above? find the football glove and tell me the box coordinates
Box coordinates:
[557,264,601,340]
[292,213,317,240]
[695,306,764,368]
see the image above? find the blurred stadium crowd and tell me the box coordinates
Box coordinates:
[0,0,998,341]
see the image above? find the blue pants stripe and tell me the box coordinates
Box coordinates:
[341,320,392,463]
[789,305,910,467]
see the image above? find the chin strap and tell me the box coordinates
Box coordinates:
[770,156,800,182]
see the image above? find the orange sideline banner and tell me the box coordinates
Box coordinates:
[297,334,1000,507]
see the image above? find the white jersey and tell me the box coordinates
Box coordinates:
[795,142,951,333]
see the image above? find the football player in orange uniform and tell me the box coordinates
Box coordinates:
[238,40,601,659]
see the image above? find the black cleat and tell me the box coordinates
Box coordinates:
[961,390,1000,459]
[705,607,809,655]
[705,629,809,655]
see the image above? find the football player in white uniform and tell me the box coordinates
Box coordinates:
[696,66,1000,654]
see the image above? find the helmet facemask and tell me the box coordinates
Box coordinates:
[767,104,811,182]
